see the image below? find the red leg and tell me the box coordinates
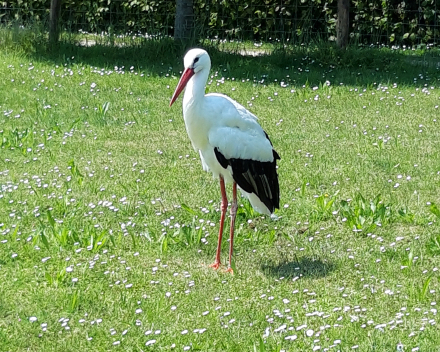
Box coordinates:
[226,182,238,274]
[209,176,228,270]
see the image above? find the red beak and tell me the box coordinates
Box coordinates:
[169,68,195,107]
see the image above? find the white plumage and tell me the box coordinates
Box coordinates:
[170,48,280,272]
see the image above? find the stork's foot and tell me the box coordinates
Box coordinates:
[209,262,221,270]
[225,267,234,275]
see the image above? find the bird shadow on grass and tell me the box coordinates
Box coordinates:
[261,256,336,280]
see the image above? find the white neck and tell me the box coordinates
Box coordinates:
[183,67,210,109]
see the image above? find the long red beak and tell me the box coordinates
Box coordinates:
[169,68,195,107]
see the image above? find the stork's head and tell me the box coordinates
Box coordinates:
[170,48,211,107]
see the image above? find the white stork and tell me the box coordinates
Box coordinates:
[170,48,280,273]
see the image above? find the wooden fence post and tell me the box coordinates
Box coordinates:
[336,0,350,49]
[174,0,194,42]
[49,0,62,45]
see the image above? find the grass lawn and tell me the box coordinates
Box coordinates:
[1,39,440,351]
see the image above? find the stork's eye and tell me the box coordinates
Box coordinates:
[194,57,199,64]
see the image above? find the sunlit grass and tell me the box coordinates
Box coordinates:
[0,40,440,351]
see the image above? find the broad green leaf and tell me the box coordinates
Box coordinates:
[41,232,50,250]
[181,203,197,215]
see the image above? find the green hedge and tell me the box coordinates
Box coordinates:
[1,0,439,45]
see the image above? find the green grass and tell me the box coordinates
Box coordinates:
[1,37,440,352]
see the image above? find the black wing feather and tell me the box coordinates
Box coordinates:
[214,146,280,213]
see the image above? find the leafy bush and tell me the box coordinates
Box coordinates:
[1,0,438,45]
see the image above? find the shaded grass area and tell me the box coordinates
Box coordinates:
[1,23,439,85]
[1,34,440,351]
[29,41,440,87]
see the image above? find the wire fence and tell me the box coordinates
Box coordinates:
[0,0,439,48]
